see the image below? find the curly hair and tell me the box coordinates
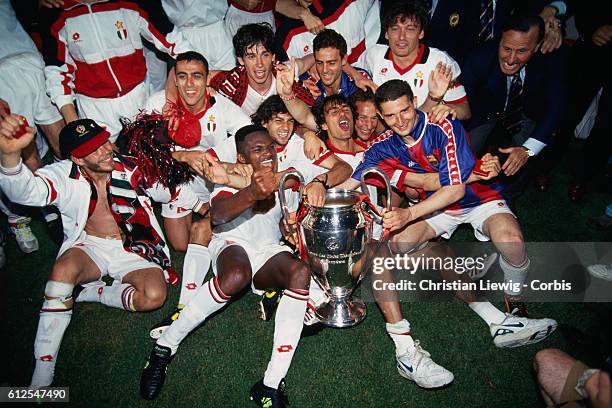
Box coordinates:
[233,22,275,58]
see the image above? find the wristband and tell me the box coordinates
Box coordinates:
[280,92,296,101]
[428,93,444,103]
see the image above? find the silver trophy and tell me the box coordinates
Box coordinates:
[279,168,391,328]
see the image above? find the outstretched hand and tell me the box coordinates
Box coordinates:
[428,62,453,100]
[276,58,297,98]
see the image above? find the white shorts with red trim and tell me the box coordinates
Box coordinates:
[72,234,161,281]
[424,199,515,241]
[161,175,212,219]
[0,52,62,157]
[209,237,292,295]
[75,82,148,143]
[174,21,235,71]
[225,5,275,38]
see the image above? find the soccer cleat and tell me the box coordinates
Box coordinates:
[149,306,183,339]
[396,341,454,388]
[140,344,174,400]
[490,314,557,348]
[259,290,282,321]
[504,294,529,317]
[9,217,39,253]
[249,378,288,407]
[587,264,612,282]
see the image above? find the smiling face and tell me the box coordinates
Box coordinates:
[498,27,540,76]
[322,100,354,141]
[385,16,423,59]
[237,42,275,86]
[74,141,115,173]
[238,130,278,172]
[314,47,346,89]
[175,59,208,113]
[262,112,295,146]
[354,100,379,142]
[377,95,418,139]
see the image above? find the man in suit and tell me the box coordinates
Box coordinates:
[461,14,567,201]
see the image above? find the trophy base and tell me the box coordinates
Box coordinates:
[315,297,366,328]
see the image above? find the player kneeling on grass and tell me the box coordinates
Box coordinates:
[0,116,209,389]
[140,125,310,407]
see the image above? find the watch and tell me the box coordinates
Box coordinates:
[522,146,535,157]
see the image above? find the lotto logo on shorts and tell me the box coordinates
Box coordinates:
[185,283,198,291]
[276,345,293,353]
[498,202,505,207]
[40,355,54,362]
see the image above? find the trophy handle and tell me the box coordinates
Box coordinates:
[359,167,392,223]
[278,169,305,226]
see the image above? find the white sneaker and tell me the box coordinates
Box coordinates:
[587,264,612,282]
[468,252,498,280]
[303,302,321,326]
[9,217,39,253]
[490,314,557,348]
[396,341,454,388]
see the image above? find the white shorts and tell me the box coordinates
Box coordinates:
[72,235,161,281]
[161,176,212,218]
[75,82,148,142]
[174,22,235,71]
[0,52,62,157]
[209,237,292,295]
[424,200,515,241]
[224,5,275,38]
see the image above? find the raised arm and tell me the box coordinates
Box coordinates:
[276,58,319,131]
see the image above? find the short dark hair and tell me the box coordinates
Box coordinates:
[381,1,429,38]
[314,94,351,133]
[175,51,209,75]
[502,14,545,43]
[233,22,275,58]
[235,124,269,155]
[251,95,289,125]
[349,89,376,116]
[313,29,347,57]
[374,79,414,108]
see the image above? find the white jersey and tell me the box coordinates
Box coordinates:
[210,187,297,250]
[145,91,251,151]
[241,77,277,117]
[210,134,333,183]
[161,0,227,27]
[363,44,467,106]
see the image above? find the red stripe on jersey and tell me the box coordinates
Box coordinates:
[435,119,462,185]
[229,0,275,12]
[283,0,354,52]
[44,177,58,203]
[210,190,234,207]
[347,38,366,64]
[73,49,146,98]
[445,95,468,105]
[312,149,333,165]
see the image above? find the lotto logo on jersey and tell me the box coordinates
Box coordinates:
[72,32,81,42]
[116,20,128,40]
[380,67,388,75]
[207,115,217,132]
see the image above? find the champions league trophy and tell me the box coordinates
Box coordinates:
[279,168,391,328]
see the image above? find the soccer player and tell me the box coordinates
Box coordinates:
[0,117,208,388]
[41,0,189,140]
[350,89,382,143]
[148,95,352,338]
[362,2,471,120]
[140,126,311,407]
[146,51,252,253]
[209,23,316,117]
[346,79,558,348]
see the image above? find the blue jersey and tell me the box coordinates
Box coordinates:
[352,111,504,213]
[299,69,368,105]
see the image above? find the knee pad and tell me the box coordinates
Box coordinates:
[42,281,75,311]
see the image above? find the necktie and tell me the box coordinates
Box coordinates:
[479,0,494,43]
[502,73,523,136]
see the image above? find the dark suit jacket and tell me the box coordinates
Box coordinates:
[424,0,550,64]
[462,41,568,146]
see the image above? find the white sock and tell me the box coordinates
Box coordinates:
[178,244,211,307]
[158,276,230,355]
[385,319,415,356]
[73,281,106,303]
[263,288,309,389]
[30,281,74,389]
[468,301,506,326]
[499,256,530,295]
[99,281,136,311]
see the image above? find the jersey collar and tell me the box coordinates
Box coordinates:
[385,44,429,75]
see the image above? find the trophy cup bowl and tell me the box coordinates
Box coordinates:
[279,168,391,328]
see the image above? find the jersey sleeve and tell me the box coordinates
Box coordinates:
[435,119,475,186]
[44,14,77,109]
[127,2,188,57]
[351,135,404,190]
